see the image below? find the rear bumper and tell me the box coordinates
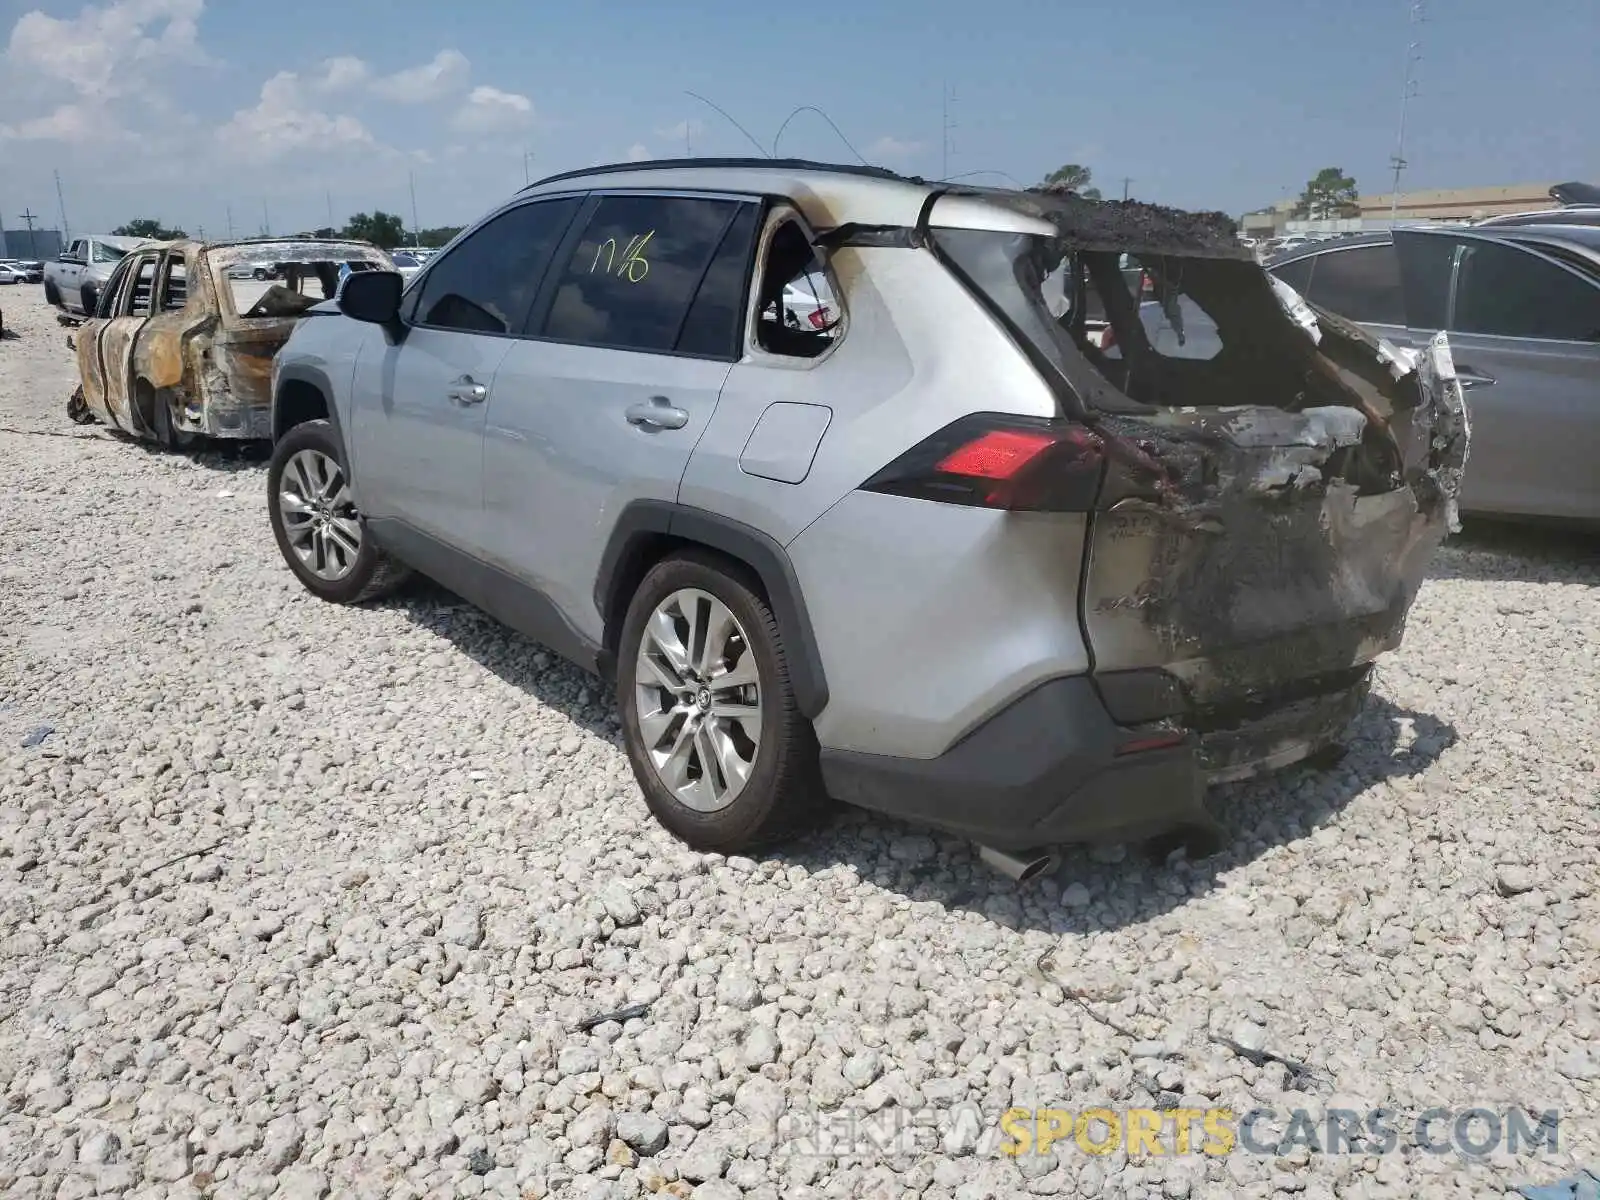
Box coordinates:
[819,671,1370,852]
[820,676,1209,852]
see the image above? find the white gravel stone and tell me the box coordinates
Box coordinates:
[0,286,1596,1197]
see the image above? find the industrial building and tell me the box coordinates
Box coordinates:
[0,226,63,260]
[1240,181,1560,239]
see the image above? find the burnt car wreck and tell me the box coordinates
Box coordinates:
[67,238,391,445]
[890,183,1471,806]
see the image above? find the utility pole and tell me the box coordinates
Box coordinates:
[685,123,692,156]
[20,209,39,258]
[261,200,271,238]
[226,203,235,240]
[523,150,531,185]
[1390,0,1426,224]
[53,170,70,244]
[941,81,957,179]
[409,171,421,248]
[326,188,335,230]
[1121,177,1133,201]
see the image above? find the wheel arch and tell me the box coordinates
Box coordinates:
[271,364,344,448]
[596,500,830,719]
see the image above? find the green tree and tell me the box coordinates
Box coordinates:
[112,218,187,240]
[1038,164,1102,201]
[417,225,464,248]
[1292,167,1360,219]
[339,211,409,249]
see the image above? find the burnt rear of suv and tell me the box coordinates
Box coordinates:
[911,193,1468,791]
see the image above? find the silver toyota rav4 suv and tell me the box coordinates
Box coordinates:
[265,158,1469,868]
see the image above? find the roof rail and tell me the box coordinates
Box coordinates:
[520,156,926,193]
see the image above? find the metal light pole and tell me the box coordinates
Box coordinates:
[1389,1,1426,223]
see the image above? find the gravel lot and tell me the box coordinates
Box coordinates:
[1,285,1597,1199]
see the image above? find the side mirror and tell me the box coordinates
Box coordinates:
[337,269,403,325]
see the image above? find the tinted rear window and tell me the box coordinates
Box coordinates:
[1303,244,1405,325]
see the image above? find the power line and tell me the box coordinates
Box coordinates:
[770,106,869,164]
[684,91,769,158]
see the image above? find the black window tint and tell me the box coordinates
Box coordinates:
[1454,240,1600,341]
[1393,234,1457,330]
[1302,245,1404,324]
[1269,256,1314,295]
[541,195,738,352]
[674,203,759,358]
[414,198,578,335]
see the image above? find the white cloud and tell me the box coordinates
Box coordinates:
[2,0,212,144]
[370,48,470,103]
[451,85,533,133]
[313,54,369,92]
[7,0,208,102]
[217,70,375,160]
[868,135,924,161]
[625,142,650,162]
[0,103,98,142]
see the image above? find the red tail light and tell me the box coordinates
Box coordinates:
[860,414,1107,512]
[807,306,830,329]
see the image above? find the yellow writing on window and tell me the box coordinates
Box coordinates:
[589,231,654,283]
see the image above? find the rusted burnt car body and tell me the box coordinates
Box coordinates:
[72,238,390,444]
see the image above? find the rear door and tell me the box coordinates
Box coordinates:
[484,192,758,636]
[91,251,161,434]
[1394,229,1600,520]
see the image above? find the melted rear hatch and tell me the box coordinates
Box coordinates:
[930,193,1469,779]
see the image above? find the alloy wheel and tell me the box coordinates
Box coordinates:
[634,588,763,812]
[278,449,362,581]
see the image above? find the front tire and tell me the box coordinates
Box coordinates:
[80,284,98,316]
[266,419,410,604]
[43,280,61,308]
[617,552,825,852]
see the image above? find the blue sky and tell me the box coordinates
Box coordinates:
[1,0,1596,238]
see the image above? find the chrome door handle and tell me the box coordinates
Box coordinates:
[625,397,689,430]
[446,376,487,404]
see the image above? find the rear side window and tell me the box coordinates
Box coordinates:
[160,257,187,311]
[674,203,760,359]
[413,197,579,335]
[1393,234,1457,331]
[540,194,741,353]
[1302,244,1404,325]
[1269,256,1315,295]
[1453,240,1600,341]
[128,259,158,316]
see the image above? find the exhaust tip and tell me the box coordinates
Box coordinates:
[978,844,1058,882]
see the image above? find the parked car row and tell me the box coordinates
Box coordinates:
[59,161,1473,869]
[1267,220,1600,522]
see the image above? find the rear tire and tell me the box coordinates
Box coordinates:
[149,386,196,450]
[616,551,826,852]
[266,419,410,604]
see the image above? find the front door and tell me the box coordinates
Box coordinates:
[483,193,760,641]
[346,194,582,557]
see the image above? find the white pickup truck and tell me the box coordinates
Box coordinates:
[43,234,150,317]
